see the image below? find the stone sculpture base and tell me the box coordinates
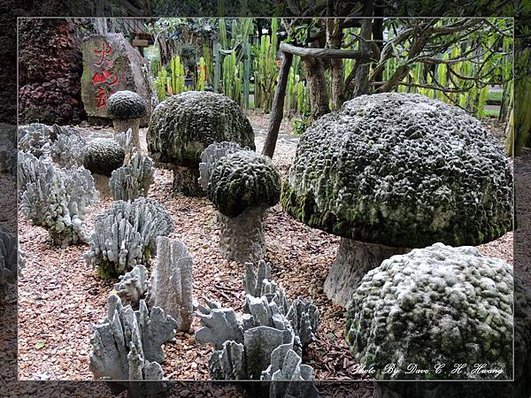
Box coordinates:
[113,119,141,149]
[324,238,407,307]
[172,166,204,197]
[217,207,267,263]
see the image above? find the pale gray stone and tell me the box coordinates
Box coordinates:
[115,264,149,308]
[149,236,194,332]
[109,152,155,201]
[195,306,244,349]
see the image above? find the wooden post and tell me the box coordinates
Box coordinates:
[262,51,293,158]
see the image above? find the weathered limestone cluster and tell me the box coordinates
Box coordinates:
[147,91,255,196]
[346,243,513,380]
[109,152,155,201]
[199,143,281,263]
[114,264,149,308]
[84,197,173,278]
[18,152,98,246]
[148,236,194,332]
[82,137,125,177]
[18,123,55,158]
[49,125,87,168]
[89,295,175,395]
[281,92,514,306]
[0,228,18,300]
[196,260,319,393]
[107,90,147,149]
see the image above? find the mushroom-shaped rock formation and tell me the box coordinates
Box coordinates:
[83,137,125,177]
[281,92,513,306]
[207,150,281,263]
[346,243,513,380]
[107,90,147,149]
[147,91,255,196]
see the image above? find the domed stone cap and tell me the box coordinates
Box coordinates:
[208,151,281,217]
[345,243,513,380]
[147,91,255,168]
[106,90,147,120]
[83,138,125,176]
[281,92,513,248]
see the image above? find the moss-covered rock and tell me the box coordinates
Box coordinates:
[107,90,147,120]
[147,91,255,168]
[345,243,513,380]
[208,151,281,217]
[281,92,513,248]
[83,138,125,176]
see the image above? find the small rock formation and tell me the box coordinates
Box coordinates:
[346,243,514,380]
[147,91,255,196]
[198,141,244,191]
[114,264,149,308]
[81,33,151,126]
[107,90,147,148]
[109,152,155,201]
[18,152,98,246]
[82,137,125,177]
[196,260,319,390]
[148,236,194,332]
[84,197,174,278]
[48,125,87,168]
[203,148,281,263]
[0,228,18,300]
[89,295,175,396]
[282,92,514,307]
[18,123,55,158]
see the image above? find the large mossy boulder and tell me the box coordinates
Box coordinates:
[281,92,513,306]
[147,91,255,196]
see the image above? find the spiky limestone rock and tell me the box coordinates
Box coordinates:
[84,197,173,278]
[48,125,86,168]
[114,264,149,308]
[196,261,319,393]
[148,236,193,332]
[109,152,155,201]
[18,153,98,246]
[346,243,513,380]
[198,141,245,191]
[282,92,514,307]
[207,151,281,263]
[89,295,175,397]
[18,123,54,158]
[107,90,147,149]
[147,91,255,196]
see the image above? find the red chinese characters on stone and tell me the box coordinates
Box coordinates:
[92,41,119,108]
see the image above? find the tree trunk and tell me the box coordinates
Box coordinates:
[323,238,408,307]
[262,51,293,158]
[352,18,374,97]
[302,56,330,120]
[327,18,345,110]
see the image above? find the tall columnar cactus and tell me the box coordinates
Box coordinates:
[84,198,174,278]
[18,152,98,246]
[147,91,255,196]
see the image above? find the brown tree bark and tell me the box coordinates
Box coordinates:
[302,55,330,120]
[327,18,345,110]
[262,51,293,158]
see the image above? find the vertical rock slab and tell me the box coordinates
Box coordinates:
[81,33,151,125]
[149,236,194,332]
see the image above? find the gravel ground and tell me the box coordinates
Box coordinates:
[16,116,516,383]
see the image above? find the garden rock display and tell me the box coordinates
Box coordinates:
[18,153,98,246]
[90,295,175,389]
[282,92,514,306]
[114,264,149,308]
[148,236,194,332]
[0,228,18,300]
[196,260,319,387]
[81,33,151,125]
[18,123,55,158]
[82,137,125,177]
[206,150,281,262]
[147,91,255,196]
[48,125,87,168]
[346,243,513,380]
[109,152,154,201]
[84,197,174,278]
[107,90,147,148]
[198,141,244,191]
